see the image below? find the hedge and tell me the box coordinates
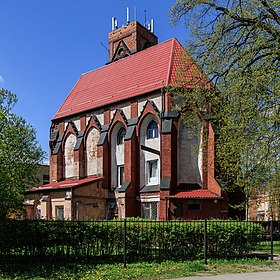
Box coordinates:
[0,219,264,262]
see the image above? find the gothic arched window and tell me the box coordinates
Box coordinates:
[147,120,158,139]
[117,127,126,145]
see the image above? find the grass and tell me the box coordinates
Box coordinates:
[0,258,280,280]
[258,241,280,254]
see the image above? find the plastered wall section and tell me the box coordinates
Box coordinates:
[86,128,102,176]
[138,93,162,115]
[75,183,107,220]
[177,119,203,185]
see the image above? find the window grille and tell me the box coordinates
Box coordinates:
[141,202,158,220]
[55,206,64,221]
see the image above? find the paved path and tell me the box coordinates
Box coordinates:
[169,270,280,280]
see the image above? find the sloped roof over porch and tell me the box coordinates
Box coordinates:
[26,176,103,193]
[170,189,222,199]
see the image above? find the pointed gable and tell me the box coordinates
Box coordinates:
[111,40,131,62]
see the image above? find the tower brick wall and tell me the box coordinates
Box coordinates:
[108,21,158,61]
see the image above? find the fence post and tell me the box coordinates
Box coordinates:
[270,218,273,260]
[204,219,208,265]
[123,218,127,268]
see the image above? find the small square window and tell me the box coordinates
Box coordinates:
[118,165,124,187]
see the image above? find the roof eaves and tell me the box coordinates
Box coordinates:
[26,177,104,193]
[166,38,176,85]
[52,75,83,121]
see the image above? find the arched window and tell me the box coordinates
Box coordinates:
[147,121,158,139]
[117,127,126,145]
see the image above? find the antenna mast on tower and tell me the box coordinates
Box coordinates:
[126,7,130,24]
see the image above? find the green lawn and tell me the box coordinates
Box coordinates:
[259,241,280,254]
[0,258,280,280]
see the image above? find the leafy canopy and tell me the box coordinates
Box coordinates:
[0,89,46,218]
[169,0,279,198]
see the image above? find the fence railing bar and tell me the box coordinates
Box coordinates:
[123,218,127,268]
[270,219,274,260]
[204,219,208,265]
[0,219,279,267]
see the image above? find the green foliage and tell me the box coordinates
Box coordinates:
[0,89,46,219]
[259,240,280,254]
[169,0,280,203]
[0,220,264,264]
[266,171,280,218]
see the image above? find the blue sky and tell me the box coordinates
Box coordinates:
[0,0,187,160]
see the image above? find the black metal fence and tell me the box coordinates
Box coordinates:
[0,219,279,268]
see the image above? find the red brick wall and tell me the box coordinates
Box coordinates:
[130,100,138,118]
[207,123,221,196]
[169,199,228,220]
[159,191,170,220]
[108,21,158,61]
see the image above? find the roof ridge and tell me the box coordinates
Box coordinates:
[53,38,188,120]
[80,38,177,77]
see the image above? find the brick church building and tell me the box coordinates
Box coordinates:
[25,20,232,221]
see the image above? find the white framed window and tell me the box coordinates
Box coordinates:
[141,202,158,220]
[147,160,158,185]
[118,165,124,187]
[147,120,158,139]
[55,206,64,221]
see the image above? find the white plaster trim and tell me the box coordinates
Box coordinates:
[137,196,160,202]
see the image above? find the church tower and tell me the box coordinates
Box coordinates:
[108,20,158,63]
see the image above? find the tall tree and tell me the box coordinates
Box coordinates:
[0,89,45,219]
[169,0,280,211]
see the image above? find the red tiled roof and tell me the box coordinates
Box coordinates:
[171,189,220,199]
[27,176,103,192]
[53,38,209,120]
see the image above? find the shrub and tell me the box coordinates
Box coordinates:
[0,219,264,263]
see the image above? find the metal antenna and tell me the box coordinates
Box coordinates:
[111,17,115,31]
[111,17,118,30]
[151,19,154,33]
[126,7,130,24]
[144,10,146,27]
[101,42,109,54]
[134,7,137,21]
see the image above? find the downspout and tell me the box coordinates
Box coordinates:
[71,187,75,220]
